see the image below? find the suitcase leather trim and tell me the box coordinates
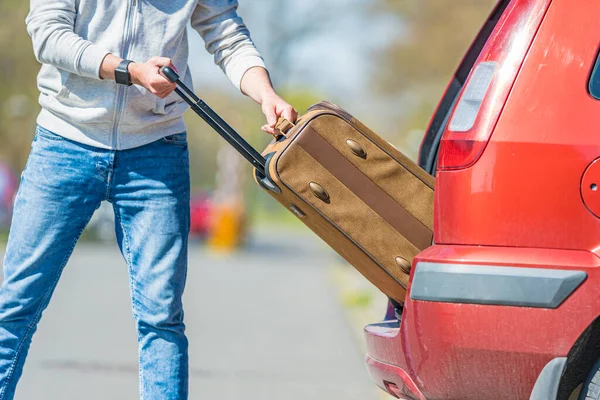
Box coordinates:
[276,146,412,289]
[306,103,434,190]
[295,126,432,250]
[308,115,434,230]
[259,105,434,302]
[274,111,434,228]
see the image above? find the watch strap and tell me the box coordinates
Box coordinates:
[115,60,134,86]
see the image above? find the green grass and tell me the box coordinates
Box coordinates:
[342,290,373,309]
[250,208,306,230]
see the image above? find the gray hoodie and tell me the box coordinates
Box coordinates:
[26,0,266,150]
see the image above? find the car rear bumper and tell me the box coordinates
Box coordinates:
[365,350,425,400]
[366,350,567,400]
[364,244,600,400]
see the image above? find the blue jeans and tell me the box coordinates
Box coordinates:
[0,126,190,399]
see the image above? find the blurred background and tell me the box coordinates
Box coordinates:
[0,0,495,399]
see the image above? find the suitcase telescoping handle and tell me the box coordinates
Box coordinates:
[161,66,267,176]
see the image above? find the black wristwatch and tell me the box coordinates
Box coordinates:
[115,60,134,86]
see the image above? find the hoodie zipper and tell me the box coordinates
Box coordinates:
[111,0,138,149]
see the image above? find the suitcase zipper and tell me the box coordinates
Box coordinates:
[281,106,346,139]
[306,101,353,122]
[281,101,354,140]
[110,0,138,148]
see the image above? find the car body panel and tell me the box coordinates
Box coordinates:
[366,245,600,400]
[0,163,17,228]
[366,1,600,398]
[436,0,600,251]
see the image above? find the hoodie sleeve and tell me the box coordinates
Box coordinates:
[191,0,267,91]
[26,0,110,80]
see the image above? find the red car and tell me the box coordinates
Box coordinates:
[0,163,17,228]
[365,1,600,399]
[190,193,212,238]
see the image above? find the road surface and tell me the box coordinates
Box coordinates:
[1,227,379,399]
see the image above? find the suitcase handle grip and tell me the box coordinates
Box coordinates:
[161,67,267,175]
[161,65,180,83]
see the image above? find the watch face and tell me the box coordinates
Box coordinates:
[116,61,132,86]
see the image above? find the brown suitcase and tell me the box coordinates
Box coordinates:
[163,68,434,304]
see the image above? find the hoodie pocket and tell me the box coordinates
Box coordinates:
[55,73,108,109]
[153,92,184,115]
[56,71,72,100]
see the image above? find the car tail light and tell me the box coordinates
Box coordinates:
[438,0,552,171]
[447,62,498,132]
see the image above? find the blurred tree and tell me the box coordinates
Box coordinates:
[262,0,335,86]
[372,0,496,150]
[0,0,40,170]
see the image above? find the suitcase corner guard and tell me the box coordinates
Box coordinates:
[254,152,281,194]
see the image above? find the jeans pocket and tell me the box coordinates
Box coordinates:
[162,132,188,146]
[35,126,65,141]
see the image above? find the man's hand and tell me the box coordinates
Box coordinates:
[100,54,176,98]
[260,92,298,135]
[130,57,177,98]
[240,67,298,135]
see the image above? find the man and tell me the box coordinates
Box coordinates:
[0,1,297,399]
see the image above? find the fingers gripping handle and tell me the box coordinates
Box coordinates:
[161,66,180,83]
[161,66,200,103]
[159,67,267,175]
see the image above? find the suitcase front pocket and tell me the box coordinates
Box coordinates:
[308,115,434,231]
[276,140,426,289]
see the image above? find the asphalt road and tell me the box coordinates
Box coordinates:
[1,227,379,400]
